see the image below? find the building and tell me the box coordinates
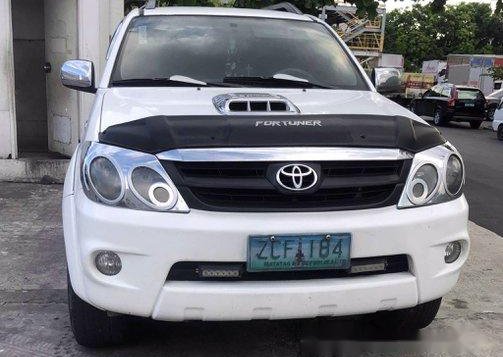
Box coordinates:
[0,0,123,181]
[320,3,386,69]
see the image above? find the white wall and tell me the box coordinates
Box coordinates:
[0,0,123,160]
[0,0,17,159]
[78,0,123,141]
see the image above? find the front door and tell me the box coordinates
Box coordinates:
[422,85,442,116]
[413,90,429,116]
[11,0,48,154]
[44,0,79,157]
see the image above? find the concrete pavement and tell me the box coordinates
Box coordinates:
[0,182,502,356]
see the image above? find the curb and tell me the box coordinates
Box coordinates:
[0,158,69,184]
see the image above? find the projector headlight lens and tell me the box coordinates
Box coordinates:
[406,164,438,205]
[130,166,177,210]
[445,154,464,196]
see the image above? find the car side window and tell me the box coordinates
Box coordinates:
[429,85,441,97]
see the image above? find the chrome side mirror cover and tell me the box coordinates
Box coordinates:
[61,60,96,93]
[372,67,402,94]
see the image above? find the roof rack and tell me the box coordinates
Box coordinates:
[262,2,303,15]
[139,0,156,15]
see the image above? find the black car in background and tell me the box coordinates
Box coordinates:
[410,84,486,129]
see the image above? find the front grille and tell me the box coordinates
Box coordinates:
[189,185,397,210]
[176,162,267,178]
[167,255,409,281]
[175,161,403,179]
[161,159,412,212]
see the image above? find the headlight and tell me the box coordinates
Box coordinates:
[445,154,464,196]
[130,166,177,210]
[398,144,464,208]
[80,142,189,212]
[87,156,124,204]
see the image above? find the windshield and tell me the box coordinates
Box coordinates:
[110,15,368,89]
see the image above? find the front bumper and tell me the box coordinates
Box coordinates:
[63,184,469,321]
[493,118,503,131]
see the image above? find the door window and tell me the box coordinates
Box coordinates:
[429,85,443,97]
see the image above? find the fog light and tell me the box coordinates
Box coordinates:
[445,241,462,263]
[95,251,122,275]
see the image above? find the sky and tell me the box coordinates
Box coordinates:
[384,0,498,11]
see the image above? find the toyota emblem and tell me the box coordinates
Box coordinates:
[276,164,318,191]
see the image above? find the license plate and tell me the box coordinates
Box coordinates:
[247,233,351,272]
[465,103,475,107]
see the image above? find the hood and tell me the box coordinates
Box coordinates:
[100,87,425,131]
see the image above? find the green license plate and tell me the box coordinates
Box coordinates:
[247,233,351,272]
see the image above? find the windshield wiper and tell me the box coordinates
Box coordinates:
[223,74,335,89]
[111,75,234,87]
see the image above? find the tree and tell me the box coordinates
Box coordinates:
[496,0,503,15]
[384,3,502,71]
[126,1,450,19]
[491,67,503,81]
[235,0,385,17]
[493,0,503,54]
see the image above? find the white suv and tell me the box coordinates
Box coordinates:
[493,98,503,140]
[61,5,469,347]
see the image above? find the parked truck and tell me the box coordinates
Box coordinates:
[422,60,447,83]
[447,54,503,95]
[381,71,436,108]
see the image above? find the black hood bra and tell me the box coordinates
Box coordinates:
[99,114,445,154]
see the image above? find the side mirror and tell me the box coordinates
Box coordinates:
[372,67,402,94]
[60,60,96,93]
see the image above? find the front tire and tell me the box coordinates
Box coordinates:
[68,275,131,347]
[498,125,503,141]
[470,120,482,129]
[487,107,496,121]
[433,109,446,126]
[370,298,442,332]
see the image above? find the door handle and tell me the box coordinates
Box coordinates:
[43,62,52,73]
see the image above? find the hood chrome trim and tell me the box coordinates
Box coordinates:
[156,147,414,162]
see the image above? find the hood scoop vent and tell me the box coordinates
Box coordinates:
[213,93,300,115]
